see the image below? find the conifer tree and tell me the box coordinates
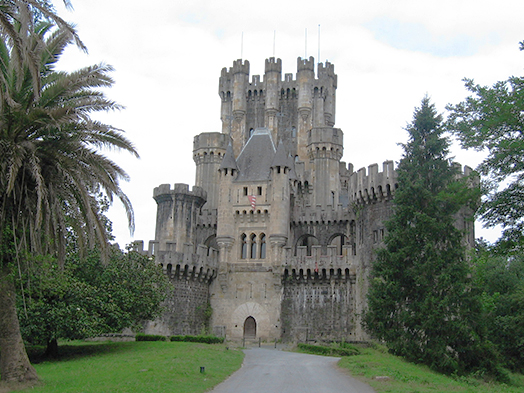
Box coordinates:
[364,97,497,375]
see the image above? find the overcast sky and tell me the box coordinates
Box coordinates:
[54,0,524,247]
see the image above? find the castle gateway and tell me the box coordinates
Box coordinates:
[135,57,474,342]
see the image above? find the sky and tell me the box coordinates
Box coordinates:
[53,0,524,248]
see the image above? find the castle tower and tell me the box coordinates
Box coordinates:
[307,127,344,208]
[153,184,207,252]
[318,61,337,126]
[232,60,249,156]
[296,57,315,161]
[193,132,230,210]
[264,57,282,144]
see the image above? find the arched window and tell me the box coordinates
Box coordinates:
[250,233,257,259]
[249,128,254,138]
[240,234,247,259]
[260,234,266,259]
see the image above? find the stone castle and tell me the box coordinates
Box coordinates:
[134,56,475,342]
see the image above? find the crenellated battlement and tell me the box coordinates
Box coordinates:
[297,56,315,72]
[318,61,336,80]
[153,183,207,201]
[290,204,350,223]
[282,245,357,279]
[348,161,397,204]
[232,59,250,75]
[131,241,218,282]
[264,57,282,74]
[307,127,343,146]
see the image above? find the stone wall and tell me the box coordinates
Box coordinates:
[144,276,211,336]
[281,276,356,342]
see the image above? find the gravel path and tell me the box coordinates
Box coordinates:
[210,347,375,393]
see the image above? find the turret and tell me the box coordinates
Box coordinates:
[269,141,291,259]
[297,57,315,161]
[318,61,337,126]
[231,60,250,156]
[307,127,344,208]
[264,57,282,143]
[153,184,207,252]
[193,132,230,210]
[216,144,238,262]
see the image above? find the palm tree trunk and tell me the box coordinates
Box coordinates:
[0,264,38,382]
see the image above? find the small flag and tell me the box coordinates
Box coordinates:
[248,195,256,211]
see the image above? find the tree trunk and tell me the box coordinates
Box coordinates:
[0,265,38,382]
[44,338,58,359]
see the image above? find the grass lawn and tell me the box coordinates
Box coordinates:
[338,345,524,393]
[1,341,244,393]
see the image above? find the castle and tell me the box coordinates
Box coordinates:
[134,56,475,342]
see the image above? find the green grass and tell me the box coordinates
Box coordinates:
[4,341,244,393]
[338,345,524,393]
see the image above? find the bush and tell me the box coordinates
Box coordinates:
[297,343,360,357]
[169,335,224,344]
[135,333,167,342]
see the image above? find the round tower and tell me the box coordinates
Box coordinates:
[307,127,344,208]
[318,61,337,126]
[264,57,282,143]
[153,184,207,252]
[231,59,249,156]
[219,67,233,134]
[297,57,315,161]
[193,132,230,210]
[268,141,291,256]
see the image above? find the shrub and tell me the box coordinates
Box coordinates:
[169,335,224,344]
[135,333,167,342]
[297,343,359,357]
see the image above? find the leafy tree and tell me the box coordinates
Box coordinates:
[446,42,524,253]
[472,244,524,371]
[364,97,499,376]
[0,9,137,384]
[17,249,170,358]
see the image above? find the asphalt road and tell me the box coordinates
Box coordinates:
[210,347,375,393]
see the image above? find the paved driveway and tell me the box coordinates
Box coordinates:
[210,347,375,393]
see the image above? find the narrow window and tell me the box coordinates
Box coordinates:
[243,187,248,196]
[260,234,266,259]
[240,234,247,259]
[257,186,262,196]
[250,234,257,259]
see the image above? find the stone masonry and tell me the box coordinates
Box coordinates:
[134,56,475,342]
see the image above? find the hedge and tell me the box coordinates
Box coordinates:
[297,343,360,356]
[135,333,167,342]
[170,335,224,344]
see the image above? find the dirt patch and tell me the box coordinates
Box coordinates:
[0,380,43,393]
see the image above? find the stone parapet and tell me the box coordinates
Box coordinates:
[291,204,350,223]
[282,245,356,280]
[348,161,397,204]
[130,241,218,282]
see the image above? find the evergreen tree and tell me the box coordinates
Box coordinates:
[364,97,498,376]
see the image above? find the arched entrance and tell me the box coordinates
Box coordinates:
[243,316,256,339]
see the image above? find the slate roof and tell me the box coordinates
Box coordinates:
[235,128,276,182]
[219,143,238,171]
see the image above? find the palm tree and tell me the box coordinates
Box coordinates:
[0,15,138,383]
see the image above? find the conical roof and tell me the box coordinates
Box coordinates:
[219,143,238,171]
[270,139,290,169]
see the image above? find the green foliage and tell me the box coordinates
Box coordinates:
[338,344,524,393]
[446,43,524,253]
[472,246,524,372]
[297,343,360,357]
[17,249,170,348]
[170,335,225,344]
[17,341,244,393]
[135,334,167,342]
[365,97,499,377]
